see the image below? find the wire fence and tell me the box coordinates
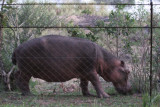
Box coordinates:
[0,1,160,105]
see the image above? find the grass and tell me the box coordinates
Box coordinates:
[0,89,142,107]
[0,78,144,107]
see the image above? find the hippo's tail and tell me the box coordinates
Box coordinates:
[12,51,17,65]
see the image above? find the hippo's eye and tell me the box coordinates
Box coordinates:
[119,68,129,75]
[119,69,128,80]
[119,69,125,74]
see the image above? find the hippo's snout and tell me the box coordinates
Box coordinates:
[116,84,132,95]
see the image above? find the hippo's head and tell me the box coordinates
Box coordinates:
[102,60,132,95]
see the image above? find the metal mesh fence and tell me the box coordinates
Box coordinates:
[0,1,160,106]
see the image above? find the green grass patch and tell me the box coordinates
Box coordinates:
[0,91,142,107]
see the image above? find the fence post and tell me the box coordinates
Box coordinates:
[150,0,153,103]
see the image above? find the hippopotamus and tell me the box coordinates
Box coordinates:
[12,35,131,98]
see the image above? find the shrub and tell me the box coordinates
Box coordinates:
[81,8,92,15]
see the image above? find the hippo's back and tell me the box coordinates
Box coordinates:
[13,35,98,82]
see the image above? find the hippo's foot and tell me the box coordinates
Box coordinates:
[97,93,110,98]
[83,93,96,97]
[88,71,110,98]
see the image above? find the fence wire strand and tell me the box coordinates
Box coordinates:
[1,3,151,5]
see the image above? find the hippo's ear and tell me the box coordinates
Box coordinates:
[120,60,125,67]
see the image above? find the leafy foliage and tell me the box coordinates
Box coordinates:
[67,22,99,42]
[2,2,60,71]
[81,8,92,15]
[142,93,160,107]
[0,0,15,91]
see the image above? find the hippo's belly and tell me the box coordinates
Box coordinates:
[18,56,93,82]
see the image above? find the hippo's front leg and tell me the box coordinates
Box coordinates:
[88,70,110,98]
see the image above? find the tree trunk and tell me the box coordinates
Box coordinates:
[0,13,4,90]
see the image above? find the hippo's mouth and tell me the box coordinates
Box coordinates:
[116,88,127,95]
[116,88,132,95]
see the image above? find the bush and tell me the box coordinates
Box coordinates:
[67,22,99,42]
[81,8,92,15]
[142,93,160,107]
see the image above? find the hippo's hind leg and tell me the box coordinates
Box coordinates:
[88,70,110,98]
[80,78,95,97]
[14,70,32,96]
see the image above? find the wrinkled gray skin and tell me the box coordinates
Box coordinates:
[12,35,131,98]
